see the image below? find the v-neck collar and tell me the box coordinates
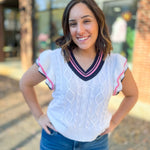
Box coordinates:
[67,51,104,81]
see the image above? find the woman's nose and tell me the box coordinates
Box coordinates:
[77,23,84,35]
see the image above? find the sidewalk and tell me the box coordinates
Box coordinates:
[0,58,24,80]
[0,60,150,150]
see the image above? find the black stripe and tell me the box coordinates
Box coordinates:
[68,53,105,81]
[70,51,99,74]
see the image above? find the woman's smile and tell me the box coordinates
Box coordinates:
[69,3,98,52]
[77,36,90,41]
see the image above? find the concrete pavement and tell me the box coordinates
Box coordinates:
[0,58,24,80]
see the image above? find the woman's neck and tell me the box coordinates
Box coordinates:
[73,48,96,59]
[72,48,97,72]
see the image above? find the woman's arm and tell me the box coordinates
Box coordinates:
[111,68,138,125]
[101,68,138,135]
[19,63,55,134]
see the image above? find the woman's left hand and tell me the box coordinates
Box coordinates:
[100,120,117,136]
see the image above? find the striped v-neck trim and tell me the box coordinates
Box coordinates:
[67,51,104,81]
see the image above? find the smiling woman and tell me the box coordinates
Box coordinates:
[56,0,112,62]
[20,0,138,150]
[68,3,99,55]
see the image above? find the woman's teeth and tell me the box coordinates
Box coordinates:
[78,37,89,41]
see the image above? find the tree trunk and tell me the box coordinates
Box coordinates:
[0,5,5,62]
[19,0,33,70]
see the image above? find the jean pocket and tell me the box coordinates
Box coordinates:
[48,127,58,136]
[95,134,106,141]
[96,134,108,141]
[95,135,102,140]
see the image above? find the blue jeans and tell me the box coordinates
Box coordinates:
[40,128,109,150]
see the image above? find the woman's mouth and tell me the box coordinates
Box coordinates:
[77,36,90,41]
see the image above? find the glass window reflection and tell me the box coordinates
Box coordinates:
[35,0,50,11]
[103,0,138,62]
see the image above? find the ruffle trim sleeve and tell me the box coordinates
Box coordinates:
[113,54,128,95]
[36,50,55,90]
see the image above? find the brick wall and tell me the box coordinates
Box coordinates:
[132,0,150,104]
[0,5,5,62]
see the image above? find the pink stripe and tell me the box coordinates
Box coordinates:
[70,57,84,74]
[70,54,100,77]
[70,53,103,77]
[83,52,102,75]
[113,59,127,95]
[87,56,100,75]
[87,53,102,76]
[70,55,89,76]
[38,58,54,90]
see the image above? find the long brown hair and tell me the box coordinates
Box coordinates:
[55,0,113,61]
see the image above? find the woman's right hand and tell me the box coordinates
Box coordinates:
[37,114,57,134]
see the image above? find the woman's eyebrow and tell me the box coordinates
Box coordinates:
[81,15,93,19]
[69,15,93,22]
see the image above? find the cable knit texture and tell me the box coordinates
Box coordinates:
[36,48,128,142]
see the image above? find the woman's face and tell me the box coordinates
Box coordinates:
[69,3,99,52]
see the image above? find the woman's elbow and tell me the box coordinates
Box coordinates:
[19,76,26,92]
[134,86,139,102]
[129,86,139,104]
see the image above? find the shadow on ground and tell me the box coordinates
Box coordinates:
[0,75,150,150]
[0,75,19,99]
[109,116,150,150]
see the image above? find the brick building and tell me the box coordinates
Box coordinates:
[132,0,150,104]
[0,0,149,104]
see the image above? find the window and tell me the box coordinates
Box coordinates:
[3,8,20,57]
[103,0,138,62]
[34,0,70,57]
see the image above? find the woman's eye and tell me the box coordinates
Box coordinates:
[69,23,77,27]
[84,20,91,23]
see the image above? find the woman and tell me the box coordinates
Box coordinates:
[20,0,138,149]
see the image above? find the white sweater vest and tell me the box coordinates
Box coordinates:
[36,48,128,142]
